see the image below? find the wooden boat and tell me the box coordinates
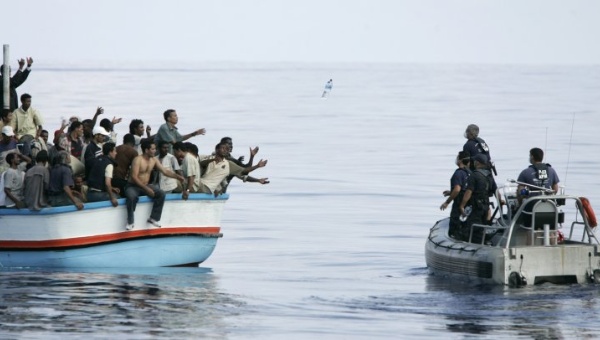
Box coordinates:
[0,193,227,268]
[425,181,600,286]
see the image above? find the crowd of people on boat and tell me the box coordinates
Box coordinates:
[439,124,560,242]
[0,57,270,230]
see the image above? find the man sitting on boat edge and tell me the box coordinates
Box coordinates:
[86,142,119,207]
[124,139,185,230]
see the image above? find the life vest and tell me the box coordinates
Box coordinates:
[473,169,496,197]
[530,163,551,188]
[87,156,115,191]
[475,137,490,155]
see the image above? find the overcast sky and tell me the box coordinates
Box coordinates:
[2,0,599,65]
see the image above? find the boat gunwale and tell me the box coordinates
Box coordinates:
[0,193,229,216]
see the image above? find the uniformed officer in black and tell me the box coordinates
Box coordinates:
[440,151,471,238]
[463,124,494,174]
[458,153,497,243]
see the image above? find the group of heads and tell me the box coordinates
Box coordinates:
[455,151,488,168]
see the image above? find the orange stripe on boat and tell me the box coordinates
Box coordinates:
[0,227,222,249]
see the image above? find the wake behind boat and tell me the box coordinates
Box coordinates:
[0,193,227,268]
[426,181,600,286]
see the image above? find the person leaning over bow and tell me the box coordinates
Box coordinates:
[196,142,269,197]
[47,151,84,210]
[154,109,206,154]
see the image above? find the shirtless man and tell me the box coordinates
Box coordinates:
[124,140,184,230]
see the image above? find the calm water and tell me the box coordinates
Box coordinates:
[2,62,600,339]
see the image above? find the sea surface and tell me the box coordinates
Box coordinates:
[2,62,600,339]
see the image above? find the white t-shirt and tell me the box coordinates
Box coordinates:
[134,135,143,154]
[157,153,181,192]
[3,168,24,207]
[181,153,201,192]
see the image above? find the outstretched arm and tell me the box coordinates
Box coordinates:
[241,159,268,175]
[243,176,269,184]
[155,159,185,182]
[182,128,206,141]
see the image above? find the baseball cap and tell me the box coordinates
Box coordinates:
[92,126,110,136]
[1,126,15,137]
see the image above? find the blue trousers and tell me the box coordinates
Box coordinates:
[124,184,165,224]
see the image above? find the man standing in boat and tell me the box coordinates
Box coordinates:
[0,57,33,111]
[440,151,471,238]
[124,139,185,230]
[458,154,497,243]
[463,124,495,175]
[154,109,206,154]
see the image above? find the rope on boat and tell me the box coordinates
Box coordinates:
[427,234,479,253]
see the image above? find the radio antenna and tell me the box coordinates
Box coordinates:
[544,127,548,158]
[563,114,575,188]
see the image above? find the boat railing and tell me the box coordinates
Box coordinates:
[468,223,503,245]
[498,193,598,248]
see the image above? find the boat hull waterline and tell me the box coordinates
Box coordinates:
[426,186,600,286]
[0,193,227,268]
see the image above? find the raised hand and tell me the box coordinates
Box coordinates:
[257,159,268,167]
[26,57,33,66]
[95,107,104,116]
[258,178,270,184]
[17,58,25,69]
[250,146,259,157]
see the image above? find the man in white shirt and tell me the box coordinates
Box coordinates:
[157,141,183,193]
[173,142,201,200]
[3,153,26,208]
[198,142,269,196]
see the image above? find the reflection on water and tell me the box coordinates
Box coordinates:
[423,274,600,339]
[0,268,245,338]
